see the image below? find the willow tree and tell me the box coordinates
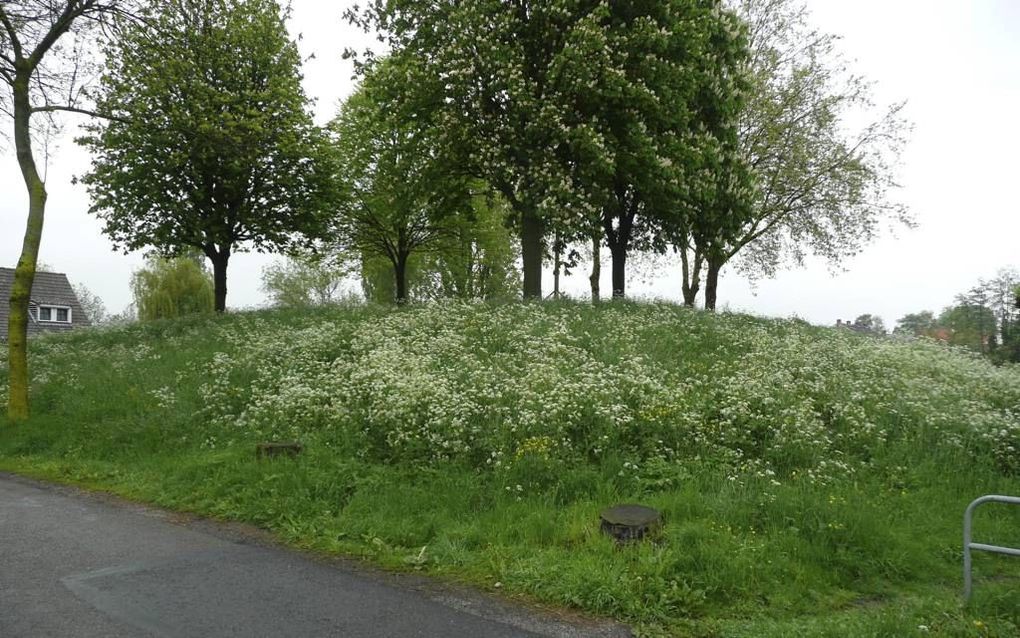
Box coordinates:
[132,254,215,321]
[79,0,329,313]
[1,0,131,421]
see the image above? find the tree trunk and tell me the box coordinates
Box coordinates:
[552,236,562,300]
[520,209,543,300]
[681,245,703,308]
[7,71,47,422]
[210,250,230,313]
[589,229,601,303]
[394,254,409,304]
[704,259,722,311]
[610,245,627,299]
[603,189,634,301]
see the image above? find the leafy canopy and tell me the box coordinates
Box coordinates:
[726,0,911,279]
[346,0,751,299]
[326,60,476,302]
[79,0,329,268]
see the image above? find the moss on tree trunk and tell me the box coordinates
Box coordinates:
[8,71,47,422]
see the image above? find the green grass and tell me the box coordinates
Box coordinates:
[2,301,1019,636]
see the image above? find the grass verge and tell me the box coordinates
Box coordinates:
[2,301,1019,636]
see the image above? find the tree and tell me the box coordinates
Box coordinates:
[345,1,591,299]
[1012,282,1020,362]
[588,227,603,302]
[72,283,107,324]
[909,270,1020,361]
[348,1,748,301]
[79,0,329,313]
[675,145,756,310]
[416,192,521,301]
[326,63,474,304]
[585,1,750,299]
[894,311,937,337]
[355,192,519,304]
[939,303,997,353]
[132,254,214,321]
[961,269,1020,362]
[2,0,131,421]
[679,0,911,309]
[261,253,354,308]
[852,314,887,336]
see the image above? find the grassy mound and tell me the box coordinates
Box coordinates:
[2,301,1019,636]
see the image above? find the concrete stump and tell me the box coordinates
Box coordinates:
[599,504,662,542]
[256,441,303,459]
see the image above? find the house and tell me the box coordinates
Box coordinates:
[835,318,872,334]
[0,268,91,341]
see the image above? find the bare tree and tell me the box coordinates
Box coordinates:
[1,1,132,421]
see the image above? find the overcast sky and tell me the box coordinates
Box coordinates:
[1,0,1017,326]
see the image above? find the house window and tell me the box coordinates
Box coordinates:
[38,305,72,323]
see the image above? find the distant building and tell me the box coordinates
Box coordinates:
[835,318,872,334]
[0,268,91,341]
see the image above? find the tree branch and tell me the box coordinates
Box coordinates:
[31,103,129,123]
[0,7,24,61]
[28,0,93,68]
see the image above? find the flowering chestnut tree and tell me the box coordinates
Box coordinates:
[347,0,751,300]
[571,2,751,298]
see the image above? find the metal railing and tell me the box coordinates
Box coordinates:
[963,494,1020,601]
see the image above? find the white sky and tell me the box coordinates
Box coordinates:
[1,0,1017,326]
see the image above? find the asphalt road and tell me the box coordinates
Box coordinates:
[0,474,629,638]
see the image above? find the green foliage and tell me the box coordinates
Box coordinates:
[900,268,1020,362]
[131,254,214,321]
[326,61,474,303]
[79,0,330,310]
[359,253,412,305]
[589,0,752,299]
[261,254,355,308]
[357,193,520,303]
[347,0,751,299]
[2,303,1019,635]
[359,197,521,305]
[978,270,1020,363]
[895,311,938,337]
[940,304,998,353]
[680,0,912,307]
[414,191,521,301]
[852,313,887,335]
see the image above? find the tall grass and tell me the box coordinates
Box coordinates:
[2,301,1019,636]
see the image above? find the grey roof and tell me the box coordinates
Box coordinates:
[0,268,91,340]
